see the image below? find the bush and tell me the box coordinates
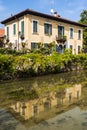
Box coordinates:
[1,51,87,80]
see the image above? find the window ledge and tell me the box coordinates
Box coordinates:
[13,35,17,37]
[45,34,52,36]
[70,37,73,39]
[32,32,39,35]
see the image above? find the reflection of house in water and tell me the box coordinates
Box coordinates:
[10,84,81,120]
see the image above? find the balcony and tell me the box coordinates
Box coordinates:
[56,35,67,44]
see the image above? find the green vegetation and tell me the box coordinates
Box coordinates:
[1,47,87,80]
[79,10,87,52]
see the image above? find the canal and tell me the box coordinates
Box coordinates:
[0,71,87,130]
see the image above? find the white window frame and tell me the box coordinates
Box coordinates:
[44,22,52,35]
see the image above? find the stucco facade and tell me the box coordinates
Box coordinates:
[1,9,87,54]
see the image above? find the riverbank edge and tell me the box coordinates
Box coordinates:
[0,52,87,82]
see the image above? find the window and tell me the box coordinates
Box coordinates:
[58,25,64,37]
[33,105,38,115]
[13,24,16,35]
[33,20,38,33]
[44,23,52,35]
[21,21,24,35]
[56,44,59,52]
[70,28,74,39]
[78,45,81,53]
[44,102,51,111]
[44,43,48,48]
[31,42,38,49]
[78,30,81,39]
[70,45,73,52]
[22,102,25,116]
[6,26,9,38]
[69,93,72,103]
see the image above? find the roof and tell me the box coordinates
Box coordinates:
[0,28,5,37]
[1,9,87,27]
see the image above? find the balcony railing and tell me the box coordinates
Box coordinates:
[56,35,67,43]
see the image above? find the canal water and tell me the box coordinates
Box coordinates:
[0,71,87,130]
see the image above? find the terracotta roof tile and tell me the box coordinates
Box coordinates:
[1,9,87,27]
[0,28,5,37]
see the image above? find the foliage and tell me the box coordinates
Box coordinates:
[0,54,15,79]
[1,49,87,80]
[79,10,87,24]
[79,10,87,52]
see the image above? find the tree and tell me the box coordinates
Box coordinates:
[79,10,87,52]
[79,10,87,24]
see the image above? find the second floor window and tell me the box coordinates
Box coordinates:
[13,24,16,35]
[70,28,74,39]
[33,20,38,33]
[78,30,81,39]
[44,23,52,35]
[58,25,64,38]
[21,21,24,35]
[6,26,9,38]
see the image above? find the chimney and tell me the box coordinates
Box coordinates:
[54,11,60,17]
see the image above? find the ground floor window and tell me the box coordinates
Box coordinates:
[78,45,81,53]
[31,42,38,49]
[44,102,51,111]
[56,44,66,53]
[44,43,48,48]
[70,45,73,52]
[33,105,38,115]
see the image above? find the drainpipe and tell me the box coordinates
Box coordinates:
[17,18,19,51]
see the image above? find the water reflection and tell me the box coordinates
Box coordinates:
[10,84,81,120]
[0,71,87,130]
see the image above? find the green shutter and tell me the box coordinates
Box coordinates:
[50,24,52,35]
[7,27,9,38]
[33,21,37,33]
[21,21,24,35]
[70,45,73,50]
[78,46,80,53]
[13,24,16,35]
[62,26,64,35]
[78,30,81,39]
[70,28,73,38]
[44,23,52,35]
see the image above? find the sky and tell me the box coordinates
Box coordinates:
[0,0,87,27]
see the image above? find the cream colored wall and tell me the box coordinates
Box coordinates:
[5,17,24,50]
[4,14,83,54]
[26,14,83,54]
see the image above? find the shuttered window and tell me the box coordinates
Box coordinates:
[13,24,16,35]
[44,23,52,35]
[58,25,64,38]
[70,28,74,39]
[33,20,38,33]
[21,21,24,35]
